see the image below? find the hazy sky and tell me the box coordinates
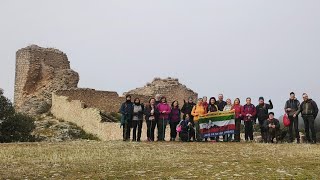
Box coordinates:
[0,0,319,116]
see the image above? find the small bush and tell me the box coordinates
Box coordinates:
[0,113,36,143]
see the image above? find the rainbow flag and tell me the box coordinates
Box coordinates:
[199,111,235,138]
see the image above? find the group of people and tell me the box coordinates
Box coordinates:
[120,92,318,144]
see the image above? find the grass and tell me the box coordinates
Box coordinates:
[0,141,320,179]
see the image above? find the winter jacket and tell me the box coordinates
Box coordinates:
[232,104,243,119]
[181,102,196,117]
[119,101,134,126]
[263,118,280,130]
[203,102,209,112]
[207,104,219,113]
[284,99,300,117]
[144,104,159,121]
[132,104,144,121]
[191,104,206,122]
[241,104,257,122]
[216,100,227,111]
[157,103,171,120]
[296,99,319,118]
[256,102,273,121]
[169,107,181,123]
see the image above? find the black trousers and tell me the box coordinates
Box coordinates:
[146,120,157,141]
[266,128,279,143]
[157,118,168,141]
[288,115,300,141]
[303,116,316,142]
[123,121,132,140]
[244,121,254,141]
[234,118,241,142]
[132,120,143,141]
[170,121,180,139]
[258,119,267,142]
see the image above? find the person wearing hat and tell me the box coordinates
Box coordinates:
[294,93,319,144]
[263,112,280,143]
[120,95,134,141]
[284,92,301,143]
[181,97,196,124]
[256,97,273,143]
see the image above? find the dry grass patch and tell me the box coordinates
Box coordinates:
[0,141,320,179]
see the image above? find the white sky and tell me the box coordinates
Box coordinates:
[0,0,319,116]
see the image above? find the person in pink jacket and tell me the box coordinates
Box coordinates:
[157,96,172,141]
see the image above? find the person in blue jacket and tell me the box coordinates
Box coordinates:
[120,95,134,141]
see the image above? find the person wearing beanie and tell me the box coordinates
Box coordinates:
[284,92,301,143]
[256,96,273,143]
[120,95,134,141]
[263,112,280,143]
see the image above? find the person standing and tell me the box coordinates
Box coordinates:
[284,92,301,143]
[256,97,273,143]
[223,98,233,142]
[203,96,209,112]
[207,97,219,141]
[294,93,319,144]
[232,98,242,142]
[120,95,134,141]
[216,94,227,111]
[132,98,144,142]
[157,96,171,141]
[144,98,159,142]
[169,101,181,141]
[242,97,257,142]
[191,98,207,141]
[263,112,280,143]
[181,97,196,123]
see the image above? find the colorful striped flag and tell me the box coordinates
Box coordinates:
[199,111,235,138]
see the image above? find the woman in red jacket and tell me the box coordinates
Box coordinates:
[232,98,242,142]
[241,97,256,142]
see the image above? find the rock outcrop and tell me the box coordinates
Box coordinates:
[14,45,79,115]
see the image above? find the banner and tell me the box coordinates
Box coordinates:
[199,111,235,138]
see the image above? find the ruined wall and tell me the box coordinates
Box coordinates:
[125,77,198,105]
[55,88,152,113]
[51,93,170,141]
[14,45,79,115]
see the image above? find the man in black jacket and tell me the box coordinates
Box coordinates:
[120,95,134,141]
[294,93,319,144]
[181,97,196,123]
[263,112,280,143]
[284,92,301,143]
[256,97,273,143]
[216,94,227,111]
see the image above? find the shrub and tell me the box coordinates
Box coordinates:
[0,113,36,143]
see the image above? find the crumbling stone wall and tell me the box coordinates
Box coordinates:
[55,88,152,113]
[125,77,198,105]
[14,45,79,115]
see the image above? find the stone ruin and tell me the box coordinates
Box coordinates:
[14,45,79,115]
[13,45,198,140]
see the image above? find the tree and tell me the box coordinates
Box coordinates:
[0,89,36,143]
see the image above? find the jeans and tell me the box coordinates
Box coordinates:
[157,118,168,141]
[146,120,157,141]
[170,121,180,139]
[303,116,316,142]
[288,115,300,141]
[244,121,253,141]
[132,120,143,141]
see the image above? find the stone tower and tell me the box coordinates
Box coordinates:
[14,45,79,115]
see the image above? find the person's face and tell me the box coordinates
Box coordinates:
[150,99,155,105]
[227,99,231,105]
[290,94,295,99]
[188,99,193,103]
[234,99,240,105]
[162,98,166,103]
[259,99,264,104]
[126,97,131,101]
[219,95,223,101]
[303,95,308,101]
[135,99,140,104]
[246,99,251,105]
[173,101,178,107]
[203,97,207,102]
[269,114,274,119]
[210,99,215,104]
[198,99,203,105]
